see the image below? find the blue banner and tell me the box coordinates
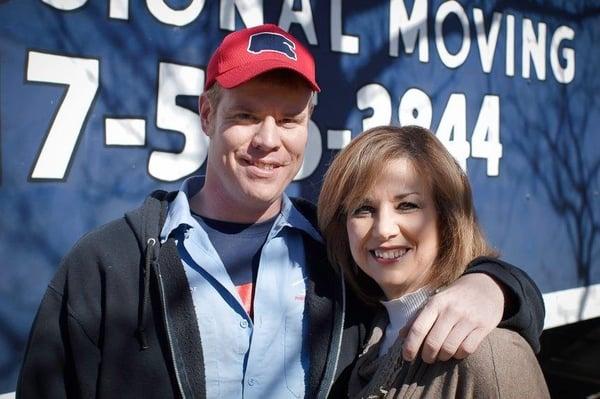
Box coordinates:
[1,0,599,393]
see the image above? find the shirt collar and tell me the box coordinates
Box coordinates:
[272,194,323,243]
[160,175,322,243]
[159,176,203,243]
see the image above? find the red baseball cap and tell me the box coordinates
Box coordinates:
[205,24,320,92]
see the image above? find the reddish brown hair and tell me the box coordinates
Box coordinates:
[318,125,497,304]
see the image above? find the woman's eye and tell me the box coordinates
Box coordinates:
[397,202,418,211]
[352,205,374,216]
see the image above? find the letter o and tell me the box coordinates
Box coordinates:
[41,0,88,11]
[146,0,205,27]
[435,1,471,69]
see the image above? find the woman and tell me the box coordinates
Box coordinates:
[318,125,549,398]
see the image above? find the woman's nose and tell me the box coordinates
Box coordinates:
[372,212,400,241]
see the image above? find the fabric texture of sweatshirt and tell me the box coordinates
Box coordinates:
[348,316,550,398]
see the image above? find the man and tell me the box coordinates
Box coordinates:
[18,24,544,398]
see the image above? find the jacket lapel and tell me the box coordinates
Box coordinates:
[305,235,344,398]
[156,239,206,398]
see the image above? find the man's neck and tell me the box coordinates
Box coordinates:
[190,188,282,224]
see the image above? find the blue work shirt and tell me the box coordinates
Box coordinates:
[160,176,321,398]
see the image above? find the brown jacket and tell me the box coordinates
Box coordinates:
[348,315,550,399]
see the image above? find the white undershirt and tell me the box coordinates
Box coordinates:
[379,287,433,356]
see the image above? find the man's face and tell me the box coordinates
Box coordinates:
[200,76,312,219]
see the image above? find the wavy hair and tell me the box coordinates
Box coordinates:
[318,125,497,304]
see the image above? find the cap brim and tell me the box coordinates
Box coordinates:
[215,59,320,92]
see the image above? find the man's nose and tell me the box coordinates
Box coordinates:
[252,116,280,151]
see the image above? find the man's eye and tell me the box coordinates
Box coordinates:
[234,113,256,121]
[279,117,300,127]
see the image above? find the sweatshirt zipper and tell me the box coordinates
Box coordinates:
[321,270,347,399]
[156,267,186,398]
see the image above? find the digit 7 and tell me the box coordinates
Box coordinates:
[26,51,99,180]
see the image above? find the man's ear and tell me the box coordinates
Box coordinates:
[199,93,213,137]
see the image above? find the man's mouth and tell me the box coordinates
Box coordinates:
[370,247,409,260]
[241,158,284,171]
[252,160,278,171]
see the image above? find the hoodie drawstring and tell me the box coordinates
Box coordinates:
[137,237,158,350]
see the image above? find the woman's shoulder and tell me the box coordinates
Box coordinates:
[458,328,550,398]
[465,328,533,365]
[462,328,537,368]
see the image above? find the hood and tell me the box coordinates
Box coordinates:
[123,189,175,350]
[124,190,175,249]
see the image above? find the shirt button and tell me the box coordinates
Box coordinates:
[248,378,257,386]
[240,319,248,328]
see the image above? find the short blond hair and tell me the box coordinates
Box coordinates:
[318,125,497,304]
[203,69,316,115]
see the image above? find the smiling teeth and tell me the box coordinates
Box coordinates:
[373,248,408,259]
[253,161,275,170]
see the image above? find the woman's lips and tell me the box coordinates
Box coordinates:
[370,247,410,263]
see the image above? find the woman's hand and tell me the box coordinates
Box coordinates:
[401,273,505,363]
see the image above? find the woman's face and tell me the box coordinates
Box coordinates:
[346,157,439,300]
